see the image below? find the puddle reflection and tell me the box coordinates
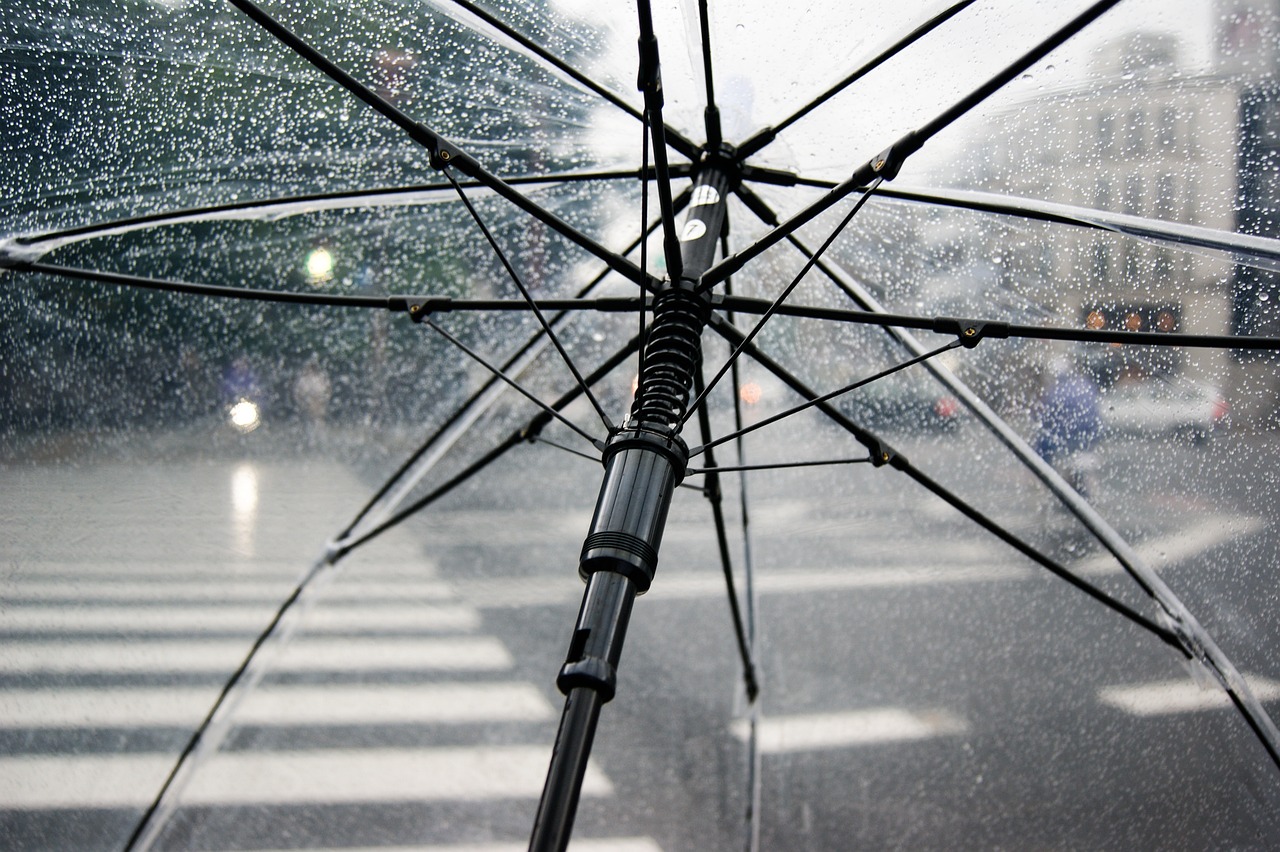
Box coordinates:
[230,463,258,557]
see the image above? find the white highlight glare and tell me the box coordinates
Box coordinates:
[230,463,258,514]
[230,462,259,556]
[307,246,334,281]
[228,399,260,432]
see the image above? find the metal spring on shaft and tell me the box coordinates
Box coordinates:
[630,287,709,430]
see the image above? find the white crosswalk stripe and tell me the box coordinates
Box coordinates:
[238,841,666,852]
[731,708,969,754]
[0,746,613,808]
[455,562,1031,608]
[1072,515,1267,576]
[0,579,456,602]
[0,636,516,673]
[0,603,481,633]
[0,683,556,728]
[1099,676,1280,716]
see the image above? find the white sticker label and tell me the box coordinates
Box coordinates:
[680,219,707,242]
[690,185,721,207]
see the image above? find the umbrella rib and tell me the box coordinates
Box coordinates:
[704,314,1182,647]
[856,182,1280,274]
[900,460,1280,775]
[714,295,1280,352]
[444,168,615,431]
[413,297,648,313]
[687,457,875,474]
[696,0,723,147]
[738,186,1275,570]
[338,213,674,543]
[439,0,698,161]
[914,0,1123,149]
[228,0,659,291]
[9,262,661,327]
[134,410,592,852]
[895,464,1182,647]
[420,316,602,448]
[762,233,1280,773]
[636,0,686,283]
[529,434,604,465]
[639,108,652,400]
[337,333,642,556]
[122,557,337,850]
[340,430,532,558]
[7,261,411,311]
[701,0,1125,291]
[1,170,678,258]
[736,0,978,158]
[692,368,760,702]
[680,178,883,426]
[723,230,764,852]
[688,338,962,459]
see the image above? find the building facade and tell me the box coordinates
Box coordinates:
[945,20,1279,418]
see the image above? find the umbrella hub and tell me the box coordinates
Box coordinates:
[626,152,732,432]
[629,284,713,431]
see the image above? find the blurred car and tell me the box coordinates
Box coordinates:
[835,371,961,434]
[1099,379,1229,444]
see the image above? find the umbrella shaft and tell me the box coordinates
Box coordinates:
[532,155,735,851]
[532,569,640,851]
[529,687,605,852]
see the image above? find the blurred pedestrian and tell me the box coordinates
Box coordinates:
[293,356,331,445]
[222,357,259,403]
[1035,357,1102,497]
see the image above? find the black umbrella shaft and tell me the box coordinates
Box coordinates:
[529,160,732,852]
[531,568,638,850]
[529,433,680,852]
[528,687,605,851]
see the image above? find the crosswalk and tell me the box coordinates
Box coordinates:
[3,456,1274,850]
[0,548,650,849]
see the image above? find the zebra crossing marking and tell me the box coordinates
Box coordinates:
[0,682,555,728]
[0,603,481,633]
[731,708,968,753]
[0,636,514,673]
[0,746,611,808]
[1099,676,1280,716]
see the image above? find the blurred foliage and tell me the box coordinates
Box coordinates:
[1,0,608,436]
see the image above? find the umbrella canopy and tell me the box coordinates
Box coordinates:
[4,1,1280,849]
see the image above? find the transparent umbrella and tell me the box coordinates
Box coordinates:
[4,1,1280,850]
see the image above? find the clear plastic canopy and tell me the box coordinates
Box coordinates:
[4,1,1280,850]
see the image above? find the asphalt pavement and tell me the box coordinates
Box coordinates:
[2,423,1279,851]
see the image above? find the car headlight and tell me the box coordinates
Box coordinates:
[228,399,261,433]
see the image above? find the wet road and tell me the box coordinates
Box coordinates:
[3,424,1280,851]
